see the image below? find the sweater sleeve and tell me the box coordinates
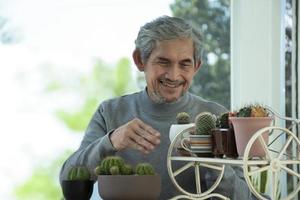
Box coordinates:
[59,103,117,182]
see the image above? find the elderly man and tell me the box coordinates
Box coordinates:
[60,15,254,199]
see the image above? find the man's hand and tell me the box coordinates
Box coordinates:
[110,118,161,154]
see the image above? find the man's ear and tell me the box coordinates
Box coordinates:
[194,61,202,72]
[132,49,145,72]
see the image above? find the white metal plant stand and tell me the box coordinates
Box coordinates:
[167,109,300,200]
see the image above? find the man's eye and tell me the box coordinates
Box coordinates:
[158,61,169,65]
[180,63,192,69]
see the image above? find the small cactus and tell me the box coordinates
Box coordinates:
[95,156,125,175]
[250,105,268,117]
[195,112,216,135]
[237,104,269,117]
[121,164,134,175]
[218,112,229,128]
[176,112,191,124]
[109,166,120,175]
[237,106,252,117]
[135,163,156,175]
[67,166,90,181]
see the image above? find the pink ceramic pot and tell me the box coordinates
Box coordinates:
[229,117,273,157]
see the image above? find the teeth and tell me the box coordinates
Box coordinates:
[161,81,177,88]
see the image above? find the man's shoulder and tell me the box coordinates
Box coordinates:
[188,93,228,114]
[101,90,141,109]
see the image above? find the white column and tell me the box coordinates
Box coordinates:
[230,0,285,115]
[231,0,287,197]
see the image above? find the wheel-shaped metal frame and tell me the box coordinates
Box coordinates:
[167,126,227,199]
[243,126,300,200]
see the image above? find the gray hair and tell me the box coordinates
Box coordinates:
[135,15,203,63]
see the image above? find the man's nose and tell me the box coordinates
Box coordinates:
[165,66,179,80]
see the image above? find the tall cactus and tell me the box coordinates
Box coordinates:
[67,166,90,181]
[195,112,216,135]
[135,163,155,175]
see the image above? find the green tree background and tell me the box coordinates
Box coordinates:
[171,0,231,109]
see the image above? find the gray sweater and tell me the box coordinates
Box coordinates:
[60,89,254,199]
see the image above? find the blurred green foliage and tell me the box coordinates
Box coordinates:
[14,151,72,200]
[171,0,231,109]
[54,58,137,132]
[13,58,138,199]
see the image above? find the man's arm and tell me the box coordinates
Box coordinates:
[59,103,117,182]
[59,102,161,182]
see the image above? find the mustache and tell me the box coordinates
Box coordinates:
[159,78,185,87]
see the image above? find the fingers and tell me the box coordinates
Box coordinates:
[136,119,161,138]
[110,118,161,154]
[126,119,160,153]
[130,130,155,152]
[126,138,150,154]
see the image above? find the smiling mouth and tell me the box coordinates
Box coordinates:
[159,79,184,88]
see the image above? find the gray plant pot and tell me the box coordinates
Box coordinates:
[98,175,161,200]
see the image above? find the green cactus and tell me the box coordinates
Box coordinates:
[67,166,90,181]
[176,112,191,124]
[195,112,216,135]
[218,112,229,128]
[237,106,252,117]
[109,166,120,175]
[95,156,125,175]
[135,163,155,175]
[121,164,134,175]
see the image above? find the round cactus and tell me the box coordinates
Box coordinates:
[95,156,125,175]
[94,165,104,175]
[237,106,252,117]
[135,163,155,175]
[250,105,268,117]
[195,112,216,135]
[67,166,90,181]
[176,112,191,124]
[121,164,134,175]
[218,112,229,128]
[109,166,120,175]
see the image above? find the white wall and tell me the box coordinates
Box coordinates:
[231,0,285,115]
[230,0,288,197]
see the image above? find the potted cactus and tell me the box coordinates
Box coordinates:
[212,112,238,158]
[229,104,273,157]
[96,156,161,200]
[169,112,194,143]
[61,166,93,200]
[180,112,217,157]
[190,112,217,157]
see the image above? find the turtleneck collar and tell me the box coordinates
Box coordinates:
[138,87,191,117]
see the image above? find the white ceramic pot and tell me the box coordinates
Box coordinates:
[169,123,195,142]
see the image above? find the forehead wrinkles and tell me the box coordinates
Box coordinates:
[151,39,194,62]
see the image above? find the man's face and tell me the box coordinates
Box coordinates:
[138,38,200,103]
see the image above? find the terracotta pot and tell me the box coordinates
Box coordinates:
[229,117,273,157]
[98,175,161,200]
[61,180,93,200]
